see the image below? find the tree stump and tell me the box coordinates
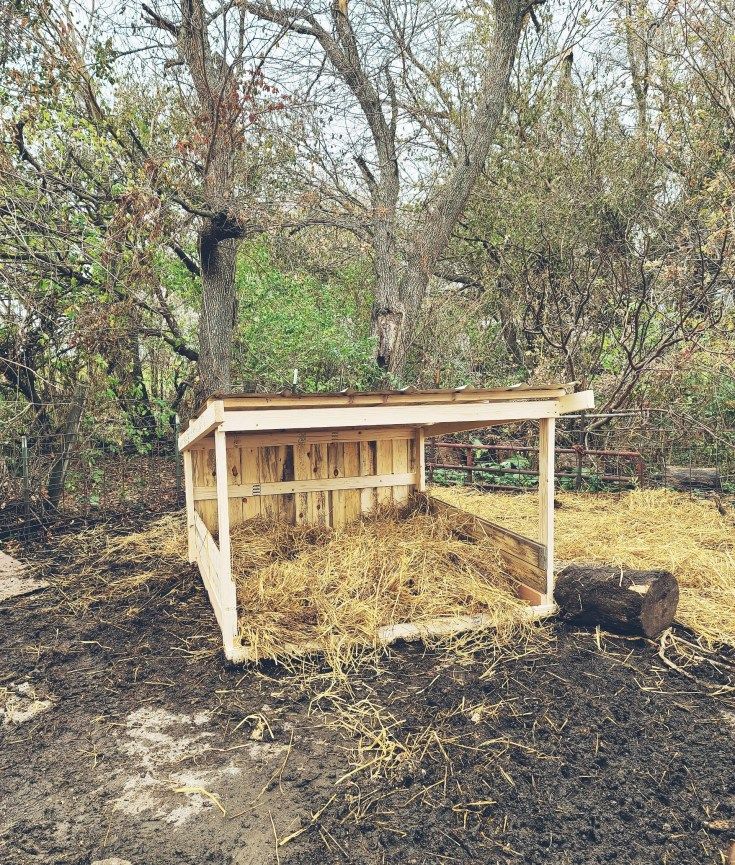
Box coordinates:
[555,565,679,638]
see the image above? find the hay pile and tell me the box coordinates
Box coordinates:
[432,487,735,647]
[231,507,533,664]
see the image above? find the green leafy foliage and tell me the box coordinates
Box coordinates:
[233,241,378,392]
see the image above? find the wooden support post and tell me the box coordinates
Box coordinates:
[416,427,426,492]
[538,417,555,601]
[214,428,238,655]
[183,449,196,563]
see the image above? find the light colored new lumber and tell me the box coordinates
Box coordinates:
[229,426,416,449]
[375,440,393,506]
[192,511,237,656]
[183,449,195,563]
[220,396,593,435]
[193,471,418,501]
[187,426,415,451]
[178,401,224,450]
[215,386,569,413]
[214,430,232,576]
[392,438,410,505]
[557,390,595,413]
[539,416,556,599]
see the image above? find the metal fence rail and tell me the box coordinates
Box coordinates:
[427,440,646,492]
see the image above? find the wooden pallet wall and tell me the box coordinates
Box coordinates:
[190,430,420,533]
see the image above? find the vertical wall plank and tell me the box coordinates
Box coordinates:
[260,445,289,521]
[227,444,243,527]
[183,449,195,562]
[415,428,426,492]
[375,439,393,507]
[194,446,218,533]
[240,443,261,520]
[538,417,556,601]
[309,443,329,525]
[280,445,296,524]
[292,442,311,524]
[359,440,377,516]
[327,442,346,528]
[392,438,410,505]
[342,442,362,525]
[214,429,237,656]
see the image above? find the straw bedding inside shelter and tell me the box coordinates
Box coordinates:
[432,486,735,648]
[231,504,533,663]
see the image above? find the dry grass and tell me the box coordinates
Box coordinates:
[48,513,188,611]
[431,486,735,647]
[232,504,533,665]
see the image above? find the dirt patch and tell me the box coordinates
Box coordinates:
[0,550,48,602]
[0,525,733,864]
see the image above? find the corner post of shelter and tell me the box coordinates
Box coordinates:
[214,427,238,657]
[538,417,556,602]
[182,449,195,563]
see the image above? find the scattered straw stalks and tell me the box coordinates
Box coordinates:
[47,513,188,610]
[232,505,534,666]
[431,486,735,648]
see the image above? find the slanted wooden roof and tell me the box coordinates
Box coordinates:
[179,384,594,451]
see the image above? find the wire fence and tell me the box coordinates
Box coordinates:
[0,427,182,540]
[1,413,732,540]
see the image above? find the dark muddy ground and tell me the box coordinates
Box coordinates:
[1,525,734,865]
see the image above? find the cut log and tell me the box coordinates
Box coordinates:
[664,465,720,491]
[555,565,679,638]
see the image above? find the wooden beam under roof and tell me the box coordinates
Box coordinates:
[194,384,573,415]
[219,391,594,436]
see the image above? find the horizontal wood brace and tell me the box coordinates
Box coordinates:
[193,471,418,501]
[178,400,224,450]
[220,393,594,436]
[230,427,415,448]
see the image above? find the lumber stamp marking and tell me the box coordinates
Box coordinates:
[555,565,679,638]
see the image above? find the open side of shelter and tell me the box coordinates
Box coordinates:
[178,385,595,662]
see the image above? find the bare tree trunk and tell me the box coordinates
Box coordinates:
[46,383,87,509]
[372,0,526,377]
[144,0,248,396]
[243,0,528,380]
[198,228,238,394]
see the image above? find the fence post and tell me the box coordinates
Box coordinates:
[21,435,29,535]
[174,414,181,505]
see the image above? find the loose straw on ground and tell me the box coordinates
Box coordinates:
[431,486,735,648]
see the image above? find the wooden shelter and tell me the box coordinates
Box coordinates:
[178,385,595,661]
